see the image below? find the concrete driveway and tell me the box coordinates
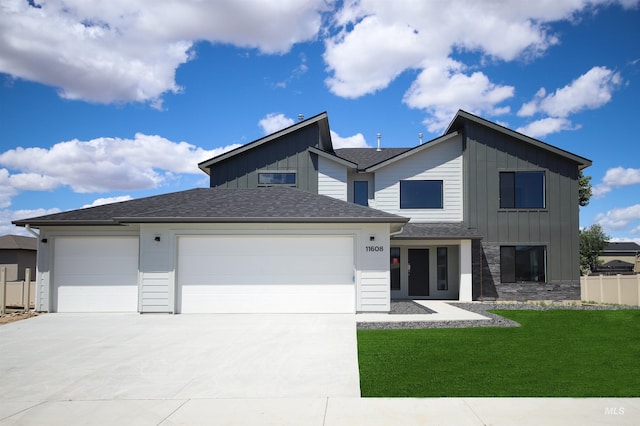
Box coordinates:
[0,313,360,423]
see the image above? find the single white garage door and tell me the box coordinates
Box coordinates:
[53,237,139,312]
[178,235,355,313]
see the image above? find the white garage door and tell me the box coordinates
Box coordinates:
[178,235,355,313]
[53,237,139,312]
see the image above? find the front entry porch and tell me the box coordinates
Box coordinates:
[390,223,479,302]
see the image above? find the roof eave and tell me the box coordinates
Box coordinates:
[115,216,410,224]
[392,234,483,240]
[12,220,121,227]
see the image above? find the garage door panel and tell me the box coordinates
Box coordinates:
[54,237,139,312]
[181,284,355,314]
[178,236,355,313]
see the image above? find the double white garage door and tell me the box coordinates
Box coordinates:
[53,235,355,313]
[177,236,355,313]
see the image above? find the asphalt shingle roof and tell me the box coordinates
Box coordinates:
[334,148,412,170]
[393,222,482,240]
[13,187,408,226]
[602,242,640,252]
[0,234,38,250]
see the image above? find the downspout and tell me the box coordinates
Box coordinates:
[389,224,405,237]
[25,224,39,238]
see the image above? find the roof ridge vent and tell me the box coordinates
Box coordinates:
[376,133,382,151]
[298,114,304,122]
[419,132,423,145]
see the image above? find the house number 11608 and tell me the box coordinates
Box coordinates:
[366,246,384,252]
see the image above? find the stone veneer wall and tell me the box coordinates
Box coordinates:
[472,241,580,301]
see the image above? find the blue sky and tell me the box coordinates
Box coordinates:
[1,0,639,241]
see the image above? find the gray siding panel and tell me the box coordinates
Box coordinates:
[465,121,582,300]
[209,123,320,192]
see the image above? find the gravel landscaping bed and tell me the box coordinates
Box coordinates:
[357,301,640,330]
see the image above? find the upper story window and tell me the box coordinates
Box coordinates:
[400,180,443,209]
[258,172,296,186]
[354,181,368,206]
[499,171,545,209]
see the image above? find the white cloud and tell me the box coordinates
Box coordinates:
[516,117,580,138]
[324,1,633,133]
[593,167,640,198]
[595,204,640,232]
[0,134,240,197]
[517,66,622,118]
[82,196,133,209]
[0,207,61,236]
[0,169,18,208]
[330,130,370,148]
[402,60,514,132]
[258,113,295,134]
[0,0,329,106]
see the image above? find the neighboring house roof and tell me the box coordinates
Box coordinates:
[446,110,592,169]
[599,260,634,269]
[198,112,333,174]
[0,234,37,250]
[13,187,409,227]
[602,242,640,253]
[393,223,482,240]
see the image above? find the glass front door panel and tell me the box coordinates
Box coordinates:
[390,247,400,290]
[408,248,429,297]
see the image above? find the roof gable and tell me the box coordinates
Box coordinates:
[198,112,333,174]
[446,110,592,168]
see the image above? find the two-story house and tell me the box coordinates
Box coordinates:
[15,110,591,314]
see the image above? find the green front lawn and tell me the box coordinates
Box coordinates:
[357,310,640,397]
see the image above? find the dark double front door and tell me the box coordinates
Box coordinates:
[408,248,429,297]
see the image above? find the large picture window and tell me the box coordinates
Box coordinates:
[400,180,443,209]
[258,172,296,186]
[499,171,545,209]
[500,245,546,283]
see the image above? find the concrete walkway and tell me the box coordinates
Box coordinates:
[357,300,491,323]
[2,396,638,425]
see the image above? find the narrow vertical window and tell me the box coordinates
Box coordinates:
[354,181,368,206]
[390,247,400,290]
[437,247,448,290]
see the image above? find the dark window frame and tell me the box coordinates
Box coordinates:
[353,181,368,206]
[499,171,545,209]
[257,172,297,186]
[400,180,444,209]
[500,245,547,283]
[436,247,448,291]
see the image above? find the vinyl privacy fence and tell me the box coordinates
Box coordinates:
[581,274,640,306]
[0,267,35,314]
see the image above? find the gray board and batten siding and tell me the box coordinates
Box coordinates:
[203,113,332,192]
[456,115,591,300]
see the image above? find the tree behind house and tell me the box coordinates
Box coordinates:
[579,224,609,275]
